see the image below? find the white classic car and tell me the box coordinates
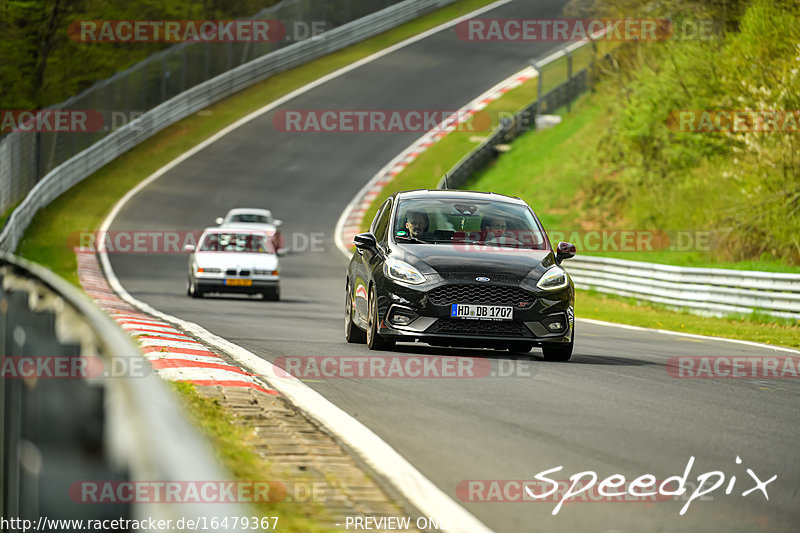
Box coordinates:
[186,228,280,301]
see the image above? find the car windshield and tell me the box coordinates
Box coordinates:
[229,213,271,224]
[392,197,549,249]
[199,232,271,252]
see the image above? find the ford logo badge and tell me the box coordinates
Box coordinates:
[476,276,490,282]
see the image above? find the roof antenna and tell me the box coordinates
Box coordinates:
[443,173,449,190]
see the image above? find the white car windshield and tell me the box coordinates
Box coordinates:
[393,198,549,249]
[229,213,271,224]
[199,232,270,252]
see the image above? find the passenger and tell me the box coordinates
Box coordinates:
[481,215,507,237]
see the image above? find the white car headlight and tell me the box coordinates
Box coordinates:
[253,268,277,275]
[197,267,221,274]
[536,266,569,291]
[384,258,426,285]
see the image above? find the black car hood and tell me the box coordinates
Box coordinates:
[393,243,554,283]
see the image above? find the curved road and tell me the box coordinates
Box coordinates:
[107,1,800,531]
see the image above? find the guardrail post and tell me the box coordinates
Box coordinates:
[565,47,573,113]
[530,60,543,117]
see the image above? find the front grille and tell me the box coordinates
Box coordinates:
[427,284,535,308]
[239,270,251,276]
[226,268,236,276]
[225,268,250,276]
[432,319,529,337]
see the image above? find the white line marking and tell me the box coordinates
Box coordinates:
[577,318,800,354]
[95,2,521,531]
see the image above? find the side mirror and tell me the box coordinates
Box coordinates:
[183,244,195,253]
[353,232,377,250]
[273,219,283,227]
[555,241,576,264]
[215,217,223,225]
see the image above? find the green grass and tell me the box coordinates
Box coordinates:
[0,201,21,230]
[171,382,336,532]
[15,0,501,285]
[576,289,800,349]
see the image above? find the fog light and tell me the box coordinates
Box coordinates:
[391,315,413,326]
[547,322,564,331]
[389,307,418,326]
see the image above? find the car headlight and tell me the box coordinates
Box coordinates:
[384,258,426,285]
[197,267,221,273]
[253,268,278,275]
[536,266,569,291]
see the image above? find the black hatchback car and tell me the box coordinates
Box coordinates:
[345,190,577,361]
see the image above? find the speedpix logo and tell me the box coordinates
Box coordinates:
[457,456,776,516]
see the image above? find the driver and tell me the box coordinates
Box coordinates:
[405,211,430,239]
[481,215,507,237]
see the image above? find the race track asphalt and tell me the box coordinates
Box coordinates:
[107,1,800,531]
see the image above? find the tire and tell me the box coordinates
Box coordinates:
[263,286,280,301]
[344,281,366,343]
[366,286,394,351]
[188,276,202,298]
[541,339,573,361]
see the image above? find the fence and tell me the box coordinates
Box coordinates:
[0,0,462,252]
[568,255,800,319]
[438,68,590,189]
[0,252,251,527]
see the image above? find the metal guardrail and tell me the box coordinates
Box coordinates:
[0,252,250,528]
[0,0,461,252]
[568,255,800,319]
[437,68,589,189]
[435,41,800,320]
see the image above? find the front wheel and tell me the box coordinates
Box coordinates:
[262,286,280,301]
[541,339,573,361]
[187,276,202,298]
[345,281,366,343]
[367,286,394,351]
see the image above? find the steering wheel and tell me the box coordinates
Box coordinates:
[486,234,523,245]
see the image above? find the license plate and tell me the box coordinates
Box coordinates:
[450,304,513,320]
[225,279,252,286]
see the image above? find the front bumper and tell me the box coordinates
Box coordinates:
[375,278,574,347]
[196,275,279,294]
